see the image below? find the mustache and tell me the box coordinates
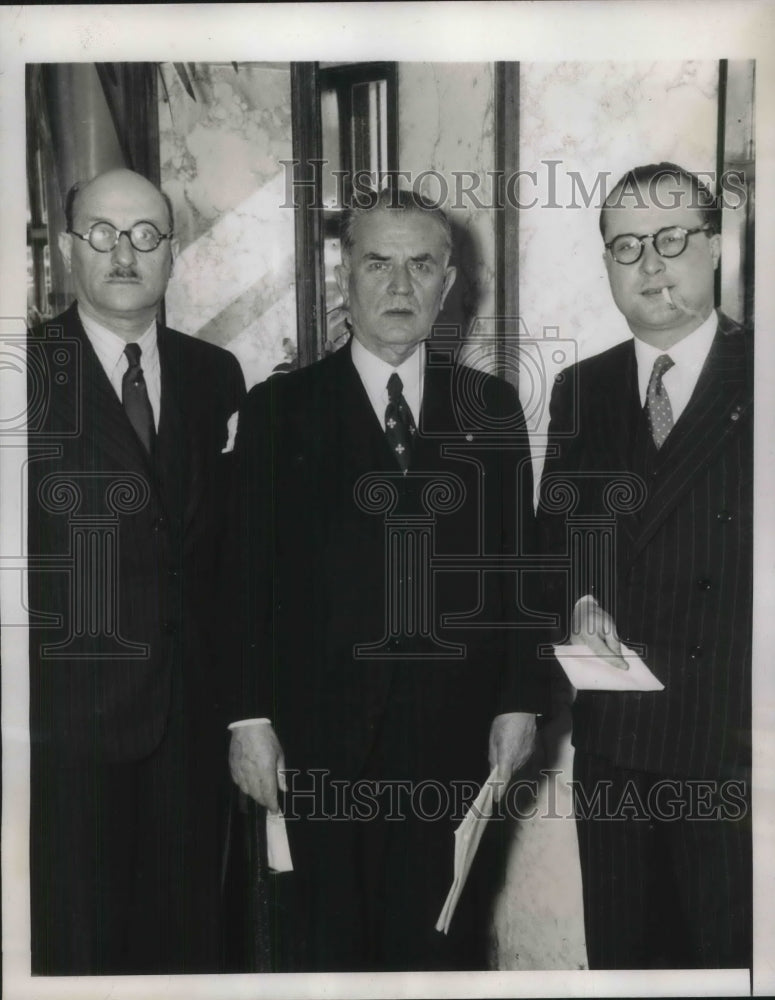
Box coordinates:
[106,266,140,279]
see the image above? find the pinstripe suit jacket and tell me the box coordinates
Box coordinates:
[28,304,246,762]
[538,312,752,780]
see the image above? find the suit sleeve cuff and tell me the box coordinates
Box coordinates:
[228,717,271,730]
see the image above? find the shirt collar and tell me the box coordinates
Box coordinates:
[78,306,158,375]
[634,308,718,400]
[350,335,425,402]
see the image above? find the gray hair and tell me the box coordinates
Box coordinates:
[340,186,453,261]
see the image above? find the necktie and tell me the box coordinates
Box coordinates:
[385,372,416,473]
[122,342,155,454]
[646,353,675,449]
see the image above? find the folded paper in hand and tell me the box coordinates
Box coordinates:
[266,810,293,872]
[435,766,498,935]
[553,642,664,691]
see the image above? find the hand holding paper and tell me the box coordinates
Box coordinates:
[571,594,627,668]
[228,722,287,812]
[488,712,535,802]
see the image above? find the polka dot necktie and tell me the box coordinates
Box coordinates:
[646,353,675,450]
[122,342,155,454]
[385,372,416,473]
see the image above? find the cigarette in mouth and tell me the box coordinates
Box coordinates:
[661,286,675,308]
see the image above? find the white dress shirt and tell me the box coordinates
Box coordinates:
[350,336,425,428]
[78,307,162,430]
[633,309,718,423]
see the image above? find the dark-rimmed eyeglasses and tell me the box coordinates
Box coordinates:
[605,224,712,265]
[68,221,174,253]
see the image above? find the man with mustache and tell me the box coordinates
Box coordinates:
[227,187,547,970]
[539,163,752,968]
[28,168,245,973]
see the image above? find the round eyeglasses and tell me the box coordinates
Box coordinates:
[68,221,174,253]
[605,224,712,265]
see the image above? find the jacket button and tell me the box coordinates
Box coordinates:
[689,645,703,659]
[697,579,712,590]
[717,510,733,522]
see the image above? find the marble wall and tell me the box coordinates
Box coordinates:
[159,62,297,389]
[398,63,498,365]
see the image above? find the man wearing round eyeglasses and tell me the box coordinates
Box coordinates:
[59,170,177,338]
[538,163,751,969]
[28,168,245,974]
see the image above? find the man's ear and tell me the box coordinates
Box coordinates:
[334,262,349,305]
[440,266,457,310]
[58,231,73,272]
[709,232,721,270]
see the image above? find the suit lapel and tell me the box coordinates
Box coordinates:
[330,343,399,475]
[582,342,643,551]
[156,328,201,532]
[414,362,457,468]
[631,316,751,557]
[49,305,154,477]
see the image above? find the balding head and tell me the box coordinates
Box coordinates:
[59,169,177,340]
[65,169,174,234]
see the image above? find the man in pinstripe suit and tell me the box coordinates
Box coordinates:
[28,170,245,974]
[539,163,752,969]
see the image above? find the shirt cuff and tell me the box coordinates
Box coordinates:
[228,718,271,730]
[574,594,597,613]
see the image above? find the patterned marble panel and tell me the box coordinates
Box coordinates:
[159,62,296,388]
[399,63,497,371]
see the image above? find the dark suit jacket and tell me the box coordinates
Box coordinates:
[28,303,246,763]
[538,312,752,780]
[230,339,548,786]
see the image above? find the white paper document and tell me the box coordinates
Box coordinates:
[435,766,499,935]
[553,642,665,692]
[266,810,293,872]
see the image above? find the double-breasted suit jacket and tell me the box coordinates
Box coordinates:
[538,311,752,782]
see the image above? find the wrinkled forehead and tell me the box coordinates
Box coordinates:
[602,177,705,240]
[346,207,451,260]
[73,177,170,229]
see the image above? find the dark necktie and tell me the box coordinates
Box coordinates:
[385,372,416,473]
[646,353,675,450]
[122,342,155,454]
